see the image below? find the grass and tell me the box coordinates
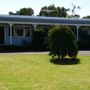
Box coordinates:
[0,54,90,90]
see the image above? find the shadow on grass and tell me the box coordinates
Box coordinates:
[50,58,80,65]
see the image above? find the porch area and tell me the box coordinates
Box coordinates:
[0,24,34,46]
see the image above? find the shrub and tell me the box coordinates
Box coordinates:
[32,29,45,50]
[48,26,78,59]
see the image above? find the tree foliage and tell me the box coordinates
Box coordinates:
[9,8,34,15]
[48,26,78,59]
[68,3,81,18]
[39,4,69,17]
[83,16,90,19]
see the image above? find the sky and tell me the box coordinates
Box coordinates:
[0,0,90,17]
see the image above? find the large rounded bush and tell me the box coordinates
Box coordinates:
[48,26,78,59]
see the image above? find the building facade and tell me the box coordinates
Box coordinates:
[0,15,90,46]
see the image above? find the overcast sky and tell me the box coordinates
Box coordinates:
[0,0,90,17]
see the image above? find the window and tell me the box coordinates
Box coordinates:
[14,27,24,36]
[25,27,30,37]
[11,26,31,37]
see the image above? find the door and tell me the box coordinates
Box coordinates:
[0,26,4,44]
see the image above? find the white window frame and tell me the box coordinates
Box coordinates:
[13,25,32,37]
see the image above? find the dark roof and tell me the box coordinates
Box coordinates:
[0,14,90,25]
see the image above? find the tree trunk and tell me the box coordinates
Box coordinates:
[61,54,64,60]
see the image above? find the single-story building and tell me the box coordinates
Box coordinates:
[0,14,90,46]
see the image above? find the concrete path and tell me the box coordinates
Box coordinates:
[0,51,90,56]
[78,51,90,56]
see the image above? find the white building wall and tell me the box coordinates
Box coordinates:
[5,24,33,46]
[12,36,32,46]
[2,25,9,45]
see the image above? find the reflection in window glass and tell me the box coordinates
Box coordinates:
[25,27,30,37]
[14,27,24,36]
[13,26,31,37]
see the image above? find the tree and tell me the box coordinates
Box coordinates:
[48,26,78,59]
[68,3,81,18]
[83,16,90,19]
[39,4,69,17]
[9,8,34,15]
[57,7,68,17]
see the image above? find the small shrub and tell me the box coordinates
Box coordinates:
[32,29,45,50]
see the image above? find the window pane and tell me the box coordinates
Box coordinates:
[14,27,24,36]
[25,27,30,36]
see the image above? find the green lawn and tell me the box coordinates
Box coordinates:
[0,54,90,90]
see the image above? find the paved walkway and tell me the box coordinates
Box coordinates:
[78,51,90,56]
[0,51,90,56]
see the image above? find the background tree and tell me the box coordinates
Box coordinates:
[83,16,90,19]
[39,4,69,17]
[57,7,69,17]
[9,8,34,15]
[48,26,78,59]
[68,3,81,18]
